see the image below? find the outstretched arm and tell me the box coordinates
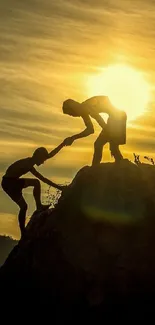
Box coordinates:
[47,141,65,159]
[64,115,94,146]
[31,167,63,190]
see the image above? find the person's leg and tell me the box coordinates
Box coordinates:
[110,142,123,162]
[92,130,108,166]
[24,178,50,210]
[1,178,28,237]
[17,197,28,237]
[24,178,41,209]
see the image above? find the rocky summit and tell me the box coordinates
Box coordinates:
[1,160,155,319]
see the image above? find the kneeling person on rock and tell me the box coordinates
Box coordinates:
[1,142,65,237]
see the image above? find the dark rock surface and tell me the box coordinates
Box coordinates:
[1,160,155,319]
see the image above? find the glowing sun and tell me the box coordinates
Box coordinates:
[86,65,150,121]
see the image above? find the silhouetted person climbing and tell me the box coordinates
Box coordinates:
[1,141,65,237]
[62,96,127,164]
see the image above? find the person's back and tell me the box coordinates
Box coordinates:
[82,97,127,145]
[4,157,34,179]
[63,96,113,117]
[83,97,127,144]
[81,96,114,116]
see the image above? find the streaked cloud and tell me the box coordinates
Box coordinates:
[0,0,155,236]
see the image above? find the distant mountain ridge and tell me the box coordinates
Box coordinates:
[0,235,17,266]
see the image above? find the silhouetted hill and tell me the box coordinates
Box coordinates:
[0,236,18,266]
[1,160,155,319]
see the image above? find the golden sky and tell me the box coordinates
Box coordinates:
[0,0,155,239]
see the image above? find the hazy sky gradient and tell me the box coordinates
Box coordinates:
[1,0,155,239]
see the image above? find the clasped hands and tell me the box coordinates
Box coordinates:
[63,137,75,146]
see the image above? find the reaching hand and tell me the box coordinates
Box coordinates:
[63,137,74,146]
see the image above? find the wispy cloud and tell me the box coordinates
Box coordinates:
[0,0,155,236]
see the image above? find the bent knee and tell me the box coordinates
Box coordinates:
[25,178,40,188]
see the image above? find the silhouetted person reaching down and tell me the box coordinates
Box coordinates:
[62,96,127,165]
[1,141,65,237]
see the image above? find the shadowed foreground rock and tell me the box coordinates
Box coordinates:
[1,160,155,319]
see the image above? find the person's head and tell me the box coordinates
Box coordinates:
[32,147,49,166]
[62,99,81,117]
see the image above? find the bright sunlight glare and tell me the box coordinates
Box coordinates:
[86,65,150,121]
